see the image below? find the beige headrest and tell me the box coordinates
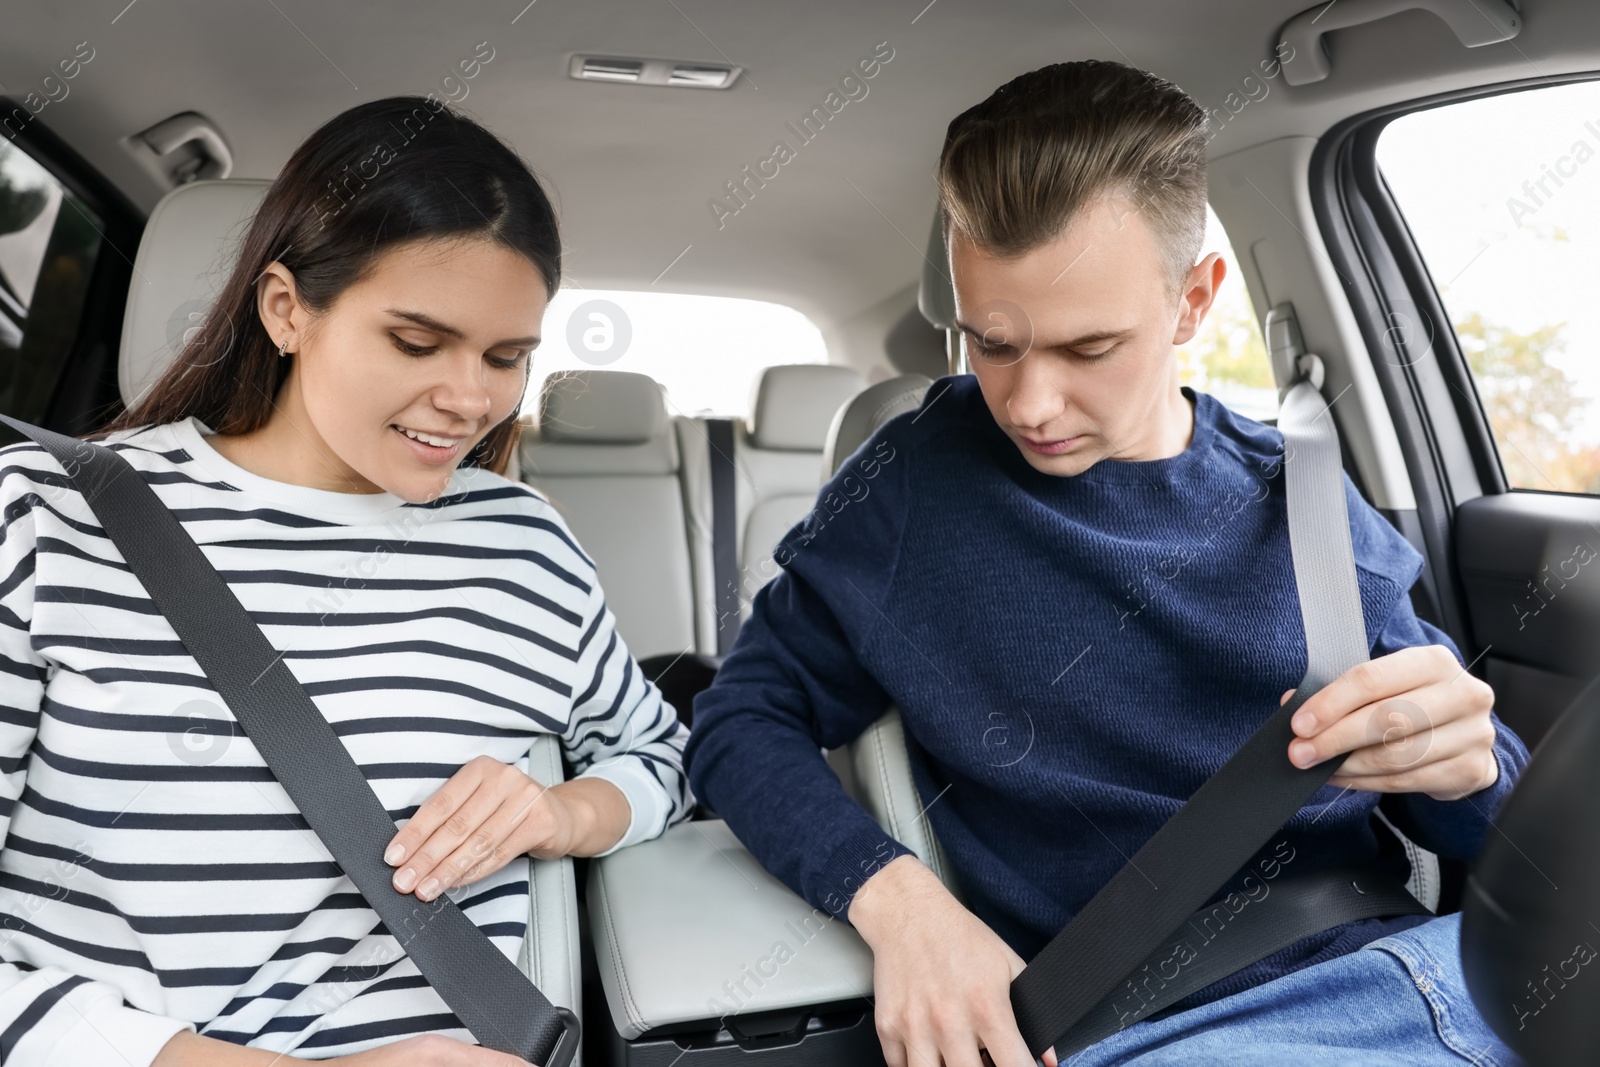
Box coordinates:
[521,370,679,477]
[119,179,270,408]
[745,364,866,451]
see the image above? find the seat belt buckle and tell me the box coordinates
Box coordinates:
[540,1006,582,1067]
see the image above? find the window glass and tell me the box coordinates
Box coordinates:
[1377,81,1600,495]
[0,138,102,423]
[525,288,828,419]
[1177,205,1275,423]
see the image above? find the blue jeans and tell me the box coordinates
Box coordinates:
[1061,913,1522,1066]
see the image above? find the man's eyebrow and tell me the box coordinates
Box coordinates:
[385,308,540,348]
[1049,327,1133,348]
[953,319,1132,348]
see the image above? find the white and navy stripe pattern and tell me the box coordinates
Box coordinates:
[0,417,690,1063]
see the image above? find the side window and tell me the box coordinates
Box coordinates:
[1376,81,1600,496]
[1177,205,1274,423]
[0,138,103,423]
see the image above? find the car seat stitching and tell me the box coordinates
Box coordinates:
[527,856,542,988]
[594,865,646,1033]
[871,724,900,841]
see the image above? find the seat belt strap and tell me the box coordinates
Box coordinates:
[1051,864,1429,1058]
[1009,358,1381,1056]
[707,417,741,655]
[2,417,579,1067]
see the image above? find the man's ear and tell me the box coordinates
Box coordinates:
[256,261,306,351]
[1170,252,1225,346]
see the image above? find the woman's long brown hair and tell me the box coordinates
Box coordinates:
[104,95,561,475]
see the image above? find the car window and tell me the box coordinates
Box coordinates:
[525,288,827,419]
[1177,205,1275,423]
[0,138,103,423]
[1376,80,1600,496]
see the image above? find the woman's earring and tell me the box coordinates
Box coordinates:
[278,338,290,358]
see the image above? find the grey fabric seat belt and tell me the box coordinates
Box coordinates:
[1009,358,1429,1057]
[2,416,579,1066]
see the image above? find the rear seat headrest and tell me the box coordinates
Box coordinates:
[539,370,669,444]
[119,179,272,408]
[745,364,867,451]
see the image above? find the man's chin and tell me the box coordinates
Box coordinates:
[1015,445,1097,477]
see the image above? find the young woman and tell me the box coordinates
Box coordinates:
[0,97,690,1065]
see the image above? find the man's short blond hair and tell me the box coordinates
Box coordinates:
[937,60,1209,293]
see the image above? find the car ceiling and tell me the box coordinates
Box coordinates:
[2,0,1597,336]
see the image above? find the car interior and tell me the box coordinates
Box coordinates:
[4,0,1600,1063]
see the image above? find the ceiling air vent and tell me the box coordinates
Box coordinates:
[569,55,741,90]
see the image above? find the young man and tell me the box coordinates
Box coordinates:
[685,61,1528,1066]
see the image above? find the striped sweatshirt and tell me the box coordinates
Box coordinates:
[0,417,691,1063]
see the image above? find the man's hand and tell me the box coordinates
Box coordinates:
[1283,643,1500,801]
[386,757,630,902]
[848,855,1053,1067]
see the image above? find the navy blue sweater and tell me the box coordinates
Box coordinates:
[685,373,1529,1009]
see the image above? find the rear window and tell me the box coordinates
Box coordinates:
[525,289,827,419]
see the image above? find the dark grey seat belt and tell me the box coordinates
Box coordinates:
[706,418,741,655]
[1048,864,1427,1057]
[1010,358,1424,1057]
[2,416,579,1067]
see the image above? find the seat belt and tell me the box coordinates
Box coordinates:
[1049,864,1428,1057]
[2,417,580,1067]
[706,417,741,655]
[1009,356,1419,1057]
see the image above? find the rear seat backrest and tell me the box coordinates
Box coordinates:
[680,365,867,632]
[736,364,867,614]
[676,363,866,646]
[520,370,698,660]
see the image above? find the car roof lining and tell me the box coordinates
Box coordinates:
[3,0,1597,334]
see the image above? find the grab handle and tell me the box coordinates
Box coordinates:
[1278,0,1521,86]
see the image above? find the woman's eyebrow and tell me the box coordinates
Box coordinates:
[385,307,539,347]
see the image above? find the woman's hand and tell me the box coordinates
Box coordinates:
[332,1034,533,1065]
[1283,643,1501,801]
[848,855,1051,1067]
[386,756,630,902]
[154,1030,527,1065]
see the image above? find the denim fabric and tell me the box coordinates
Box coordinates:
[1061,914,1521,1066]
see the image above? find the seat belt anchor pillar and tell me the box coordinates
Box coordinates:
[1296,353,1326,391]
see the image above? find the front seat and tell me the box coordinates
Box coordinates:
[116,178,581,1030]
[581,375,959,1063]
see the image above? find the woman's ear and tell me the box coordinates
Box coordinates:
[1170,252,1225,346]
[256,261,305,352]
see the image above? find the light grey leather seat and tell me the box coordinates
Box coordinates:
[734,364,867,614]
[115,178,582,1030]
[520,370,700,661]
[677,364,866,640]
[119,178,270,407]
[586,373,959,1049]
[816,374,967,896]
